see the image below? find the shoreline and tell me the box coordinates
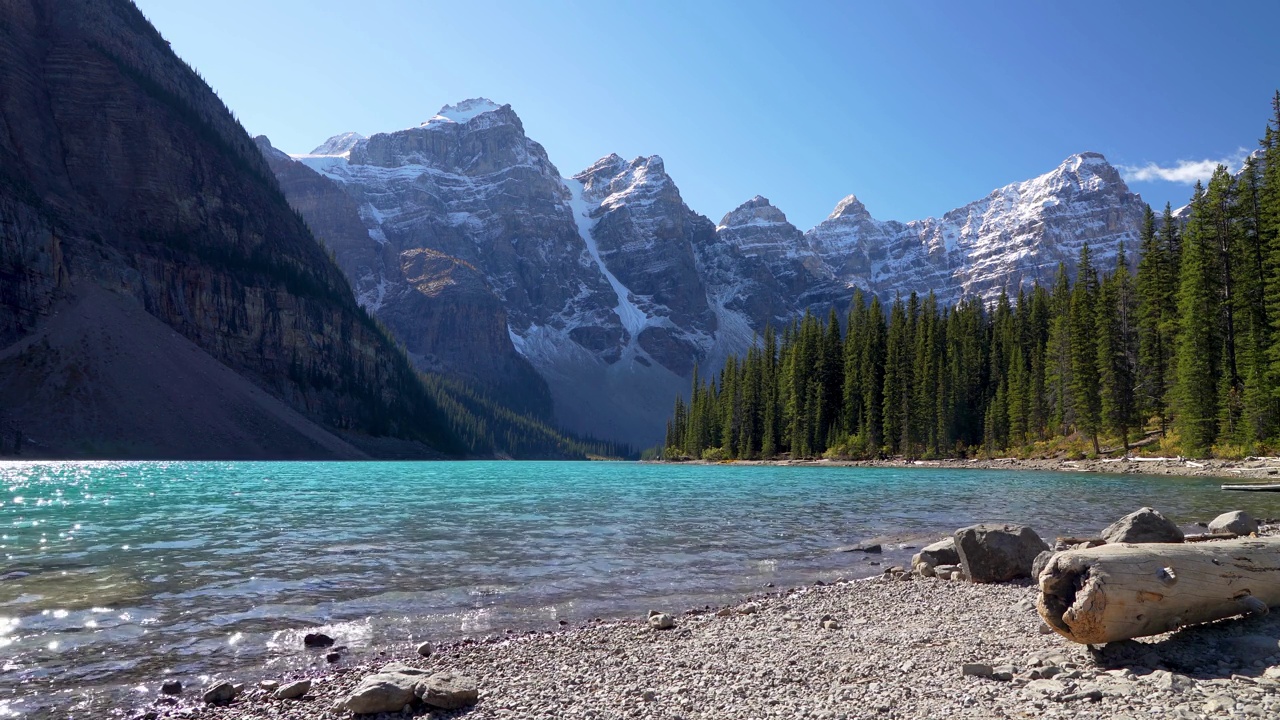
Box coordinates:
[170,566,1280,720]
[652,455,1280,480]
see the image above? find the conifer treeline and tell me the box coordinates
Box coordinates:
[663,94,1280,461]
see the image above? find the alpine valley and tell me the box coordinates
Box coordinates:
[261,99,1147,447]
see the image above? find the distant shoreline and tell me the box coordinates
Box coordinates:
[647,455,1280,480]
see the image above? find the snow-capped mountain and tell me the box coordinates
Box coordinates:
[262,99,1150,446]
[806,152,1146,302]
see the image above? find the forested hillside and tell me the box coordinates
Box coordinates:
[663,94,1280,461]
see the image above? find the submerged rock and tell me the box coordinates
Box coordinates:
[303,632,336,648]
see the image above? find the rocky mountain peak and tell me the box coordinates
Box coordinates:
[310,131,366,156]
[718,195,792,230]
[829,194,871,221]
[423,98,504,126]
[577,155,674,207]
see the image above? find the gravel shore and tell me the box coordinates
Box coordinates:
[157,570,1280,720]
[677,455,1280,480]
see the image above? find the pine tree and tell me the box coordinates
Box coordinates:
[1069,246,1102,454]
[1174,183,1223,455]
[1045,264,1074,436]
[1136,205,1172,434]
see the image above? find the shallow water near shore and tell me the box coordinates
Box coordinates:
[2,460,1278,716]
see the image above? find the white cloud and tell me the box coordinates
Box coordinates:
[1118,148,1251,184]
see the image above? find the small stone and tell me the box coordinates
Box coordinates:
[992,665,1015,681]
[739,603,760,615]
[303,632,335,648]
[1203,695,1234,713]
[258,680,279,691]
[160,680,182,696]
[715,608,733,617]
[822,619,841,630]
[962,663,994,678]
[641,690,657,702]
[274,679,311,700]
[201,681,240,705]
[325,651,341,663]
[1060,689,1103,702]
[416,641,435,658]
[648,613,675,630]
[417,671,479,710]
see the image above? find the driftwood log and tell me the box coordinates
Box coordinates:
[1037,537,1280,644]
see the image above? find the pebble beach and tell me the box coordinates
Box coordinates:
[156,563,1280,720]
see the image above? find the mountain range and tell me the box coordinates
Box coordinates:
[259,99,1148,447]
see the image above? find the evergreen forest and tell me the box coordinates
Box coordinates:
[661,94,1280,461]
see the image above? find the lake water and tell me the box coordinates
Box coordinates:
[1,460,1276,717]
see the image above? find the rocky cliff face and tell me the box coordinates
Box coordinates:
[0,0,463,458]
[276,100,1149,447]
[257,136,551,418]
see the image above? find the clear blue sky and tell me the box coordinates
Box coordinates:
[133,0,1279,230]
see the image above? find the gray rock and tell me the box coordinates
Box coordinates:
[1203,695,1234,713]
[992,664,1015,681]
[1208,510,1258,535]
[954,524,1049,583]
[258,680,278,691]
[416,641,435,658]
[200,681,240,705]
[912,538,960,577]
[1060,688,1103,702]
[961,663,994,678]
[1101,507,1184,544]
[274,679,310,700]
[342,673,419,715]
[1031,550,1056,581]
[160,680,182,696]
[416,671,479,710]
[648,612,675,630]
[739,603,760,615]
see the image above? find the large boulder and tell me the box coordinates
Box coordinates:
[954,524,1049,583]
[912,538,960,577]
[341,673,419,715]
[1101,508,1184,544]
[1208,510,1258,536]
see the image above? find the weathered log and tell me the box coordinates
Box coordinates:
[1037,537,1280,644]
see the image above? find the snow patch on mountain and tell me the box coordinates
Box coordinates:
[564,178,652,341]
[423,98,503,127]
[310,131,365,157]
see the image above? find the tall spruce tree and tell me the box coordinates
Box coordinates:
[1174,182,1223,455]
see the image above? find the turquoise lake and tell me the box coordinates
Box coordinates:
[2,460,1278,716]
